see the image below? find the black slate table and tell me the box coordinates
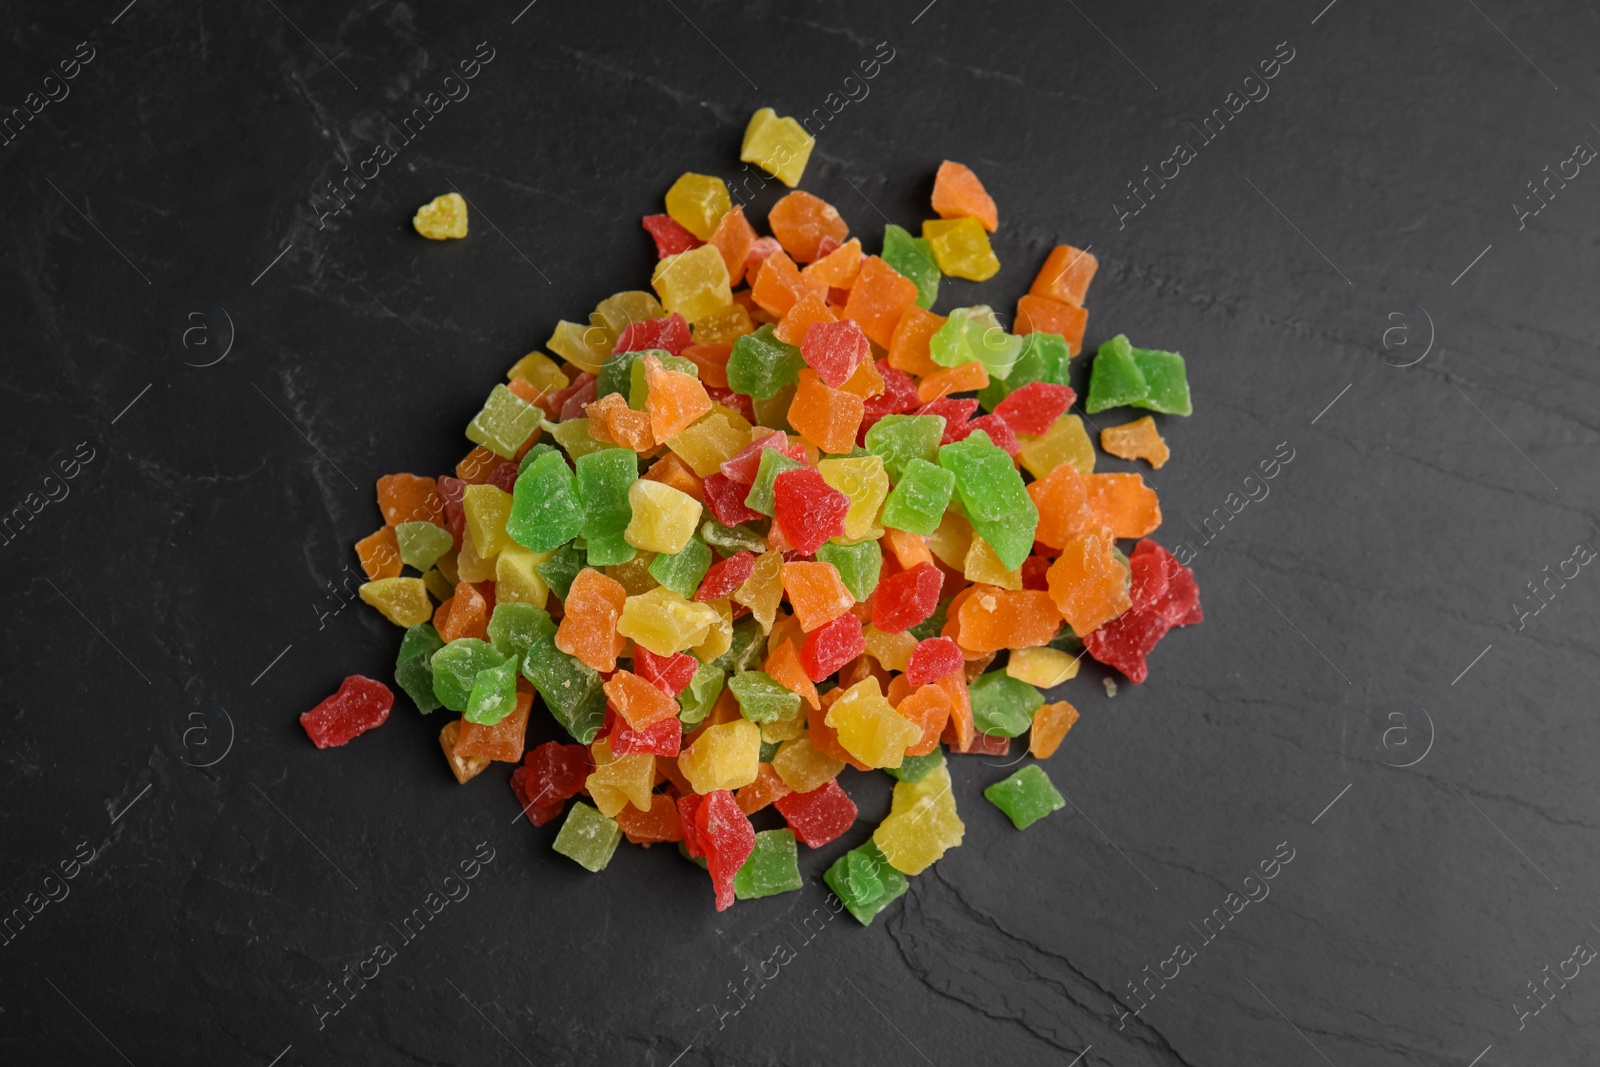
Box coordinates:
[4,2,1597,1065]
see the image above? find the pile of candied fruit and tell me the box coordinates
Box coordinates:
[304,107,1200,922]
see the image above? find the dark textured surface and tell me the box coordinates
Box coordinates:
[3,2,1598,1065]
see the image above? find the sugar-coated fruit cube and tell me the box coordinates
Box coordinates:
[733,829,804,899]
[511,741,592,825]
[923,217,1000,282]
[413,192,468,239]
[439,720,491,784]
[1100,415,1170,469]
[825,677,920,768]
[642,213,702,258]
[358,577,432,627]
[931,161,999,232]
[872,561,943,633]
[727,670,802,724]
[825,840,909,925]
[395,521,453,572]
[873,763,964,875]
[969,671,1044,737]
[585,737,656,818]
[1006,646,1080,689]
[431,638,508,713]
[618,585,722,656]
[771,468,850,554]
[788,370,865,455]
[683,789,757,911]
[774,778,858,847]
[782,560,855,632]
[553,801,623,872]
[652,245,732,324]
[815,539,881,602]
[1046,527,1132,637]
[768,190,849,263]
[664,172,731,241]
[1085,334,1148,413]
[507,452,585,552]
[880,458,955,537]
[984,765,1066,830]
[1030,700,1080,759]
[740,107,815,187]
[938,430,1038,571]
[522,634,607,743]
[465,655,520,726]
[300,675,393,748]
[801,611,866,682]
[880,224,940,310]
[800,317,869,388]
[456,685,532,761]
[395,623,445,712]
[625,478,703,554]
[1030,244,1098,307]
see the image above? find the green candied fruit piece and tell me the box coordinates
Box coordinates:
[727,671,803,724]
[549,418,619,461]
[726,324,805,401]
[395,623,445,713]
[881,224,939,310]
[649,535,712,598]
[824,840,908,926]
[521,633,606,743]
[758,739,781,763]
[979,331,1072,411]
[516,441,559,474]
[677,839,709,868]
[930,306,1025,380]
[465,654,520,726]
[816,539,881,602]
[485,601,556,663]
[700,520,767,555]
[465,384,543,459]
[734,829,804,900]
[907,597,950,641]
[536,541,587,601]
[969,671,1044,738]
[430,638,507,713]
[678,661,726,728]
[1084,334,1149,414]
[743,447,805,516]
[984,765,1067,830]
[864,414,945,481]
[628,352,698,410]
[1129,345,1192,416]
[575,448,638,567]
[595,348,648,403]
[395,522,453,571]
[712,616,767,675]
[552,802,622,872]
[938,430,1038,570]
[885,746,945,784]
[880,458,955,537]
[507,451,585,552]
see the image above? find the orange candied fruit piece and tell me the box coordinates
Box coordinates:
[781,560,856,632]
[916,360,989,403]
[767,190,850,263]
[931,160,999,232]
[1016,293,1088,353]
[555,567,629,672]
[681,341,733,389]
[955,586,1064,654]
[603,669,682,730]
[842,256,920,348]
[355,526,402,581]
[1029,244,1099,307]
[1085,472,1162,538]
[643,452,705,502]
[455,683,533,762]
[1030,700,1080,759]
[736,763,793,815]
[773,289,836,346]
[935,673,975,752]
[376,473,442,527]
[787,369,865,454]
[436,579,490,643]
[1046,527,1131,637]
[1100,416,1171,470]
[643,353,713,440]
[616,794,685,845]
[751,249,828,318]
[897,683,952,757]
[585,392,657,452]
[707,204,757,286]
[456,446,505,485]
[801,237,863,289]
[882,527,934,570]
[1027,462,1097,549]
[838,358,885,399]
[887,305,945,378]
[765,638,820,710]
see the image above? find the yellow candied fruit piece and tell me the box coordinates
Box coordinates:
[667,412,747,477]
[547,319,613,375]
[652,245,732,325]
[606,553,659,597]
[454,535,497,583]
[771,736,846,793]
[1019,414,1096,480]
[926,509,974,570]
[693,599,734,662]
[550,418,617,461]
[679,719,761,793]
[733,549,785,633]
[874,763,964,875]
[693,303,755,345]
[709,402,754,440]
[618,586,721,656]
[433,550,460,586]
[421,568,455,602]
[358,577,432,627]
[664,172,732,242]
[506,351,569,397]
[586,737,656,818]
[824,678,920,769]
[862,625,917,672]
[1006,646,1081,688]
[817,455,889,543]
[495,543,554,607]
[740,107,815,188]
[760,714,806,744]
[462,484,514,560]
[922,217,999,282]
[963,536,1023,590]
[412,192,468,240]
[624,480,703,554]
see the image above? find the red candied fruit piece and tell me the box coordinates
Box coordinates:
[633,646,699,695]
[1083,609,1169,686]
[608,709,682,757]
[691,790,756,911]
[905,636,964,686]
[1020,555,1052,591]
[642,214,702,258]
[800,318,870,388]
[949,413,1020,457]
[720,432,798,485]
[995,381,1076,437]
[772,468,850,555]
[615,313,692,357]
[871,561,944,633]
[695,550,756,602]
[702,473,766,526]
[801,612,866,683]
[918,397,979,444]
[706,385,755,424]
[560,376,599,421]
[858,362,921,440]
[962,733,1011,757]
[301,675,393,748]
[510,741,592,826]
[484,458,519,493]
[436,474,467,549]
[1083,539,1202,684]
[773,779,858,848]
[745,236,782,277]
[814,234,841,259]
